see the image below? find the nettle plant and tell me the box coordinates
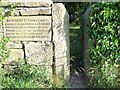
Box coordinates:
[88,2,120,88]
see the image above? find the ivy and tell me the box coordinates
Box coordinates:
[88,2,120,88]
[0,2,16,88]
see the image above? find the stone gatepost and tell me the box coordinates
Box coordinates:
[52,3,70,81]
[1,0,70,83]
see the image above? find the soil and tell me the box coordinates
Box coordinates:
[69,68,87,88]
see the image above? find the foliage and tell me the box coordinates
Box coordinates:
[0,2,17,89]
[52,75,68,88]
[0,3,12,88]
[65,3,90,69]
[0,1,17,62]
[69,24,84,68]
[88,2,120,88]
[0,35,9,63]
[64,3,89,24]
[0,2,14,63]
[2,59,52,88]
[0,36,9,89]
[2,59,67,88]
[0,3,16,24]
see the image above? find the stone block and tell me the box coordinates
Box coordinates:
[15,7,51,16]
[4,49,24,64]
[25,42,53,75]
[1,0,53,7]
[52,3,70,81]
[7,42,23,49]
[25,42,53,65]
[24,42,53,74]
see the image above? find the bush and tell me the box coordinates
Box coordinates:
[0,35,10,63]
[2,59,68,88]
[88,2,120,88]
[0,32,10,89]
[0,4,12,89]
[2,59,53,88]
[0,2,16,63]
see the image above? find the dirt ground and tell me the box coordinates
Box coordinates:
[69,68,87,88]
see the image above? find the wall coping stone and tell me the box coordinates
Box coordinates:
[1,0,53,7]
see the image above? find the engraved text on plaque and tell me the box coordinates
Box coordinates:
[4,16,51,41]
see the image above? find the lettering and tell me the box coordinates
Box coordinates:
[4,16,51,41]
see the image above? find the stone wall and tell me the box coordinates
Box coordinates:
[1,0,70,81]
[52,3,70,81]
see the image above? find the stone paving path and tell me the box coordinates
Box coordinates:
[69,68,87,88]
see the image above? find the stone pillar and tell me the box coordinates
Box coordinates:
[2,0,53,76]
[1,0,70,84]
[52,3,70,81]
[83,4,92,73]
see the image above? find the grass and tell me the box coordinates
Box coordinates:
[69,24,80,29]
[2,59,51,88]
[2,59,68,88]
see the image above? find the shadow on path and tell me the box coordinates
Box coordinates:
[69,68,87,88]
[69,25,87,88]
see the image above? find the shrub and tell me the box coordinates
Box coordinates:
[0,35,10,63]
[88,2,120,88]
[0,3,13,89]
[2,59,68,88]
[2,59,53,88]
[0,1,16,63]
